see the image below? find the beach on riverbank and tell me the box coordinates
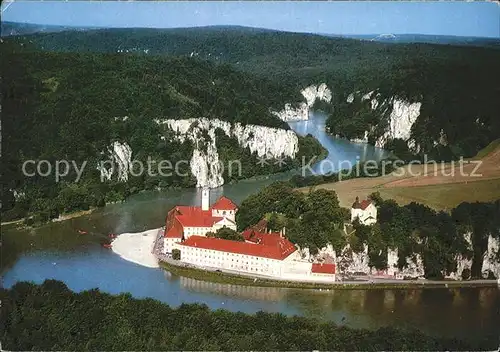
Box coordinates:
[111,227,499,289]
[111,228,160,268]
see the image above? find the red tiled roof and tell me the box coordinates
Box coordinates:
[164,207,211,238]
[242,229,282,246]
[242,229,257,242]
[312,263,336,274]
[247,219,268,233]
[211,196,238,211]
[164,195,238,238]
[352,199,372,210]
[181,235,296,260]
[173,206,219,228]
[164,216,183,238]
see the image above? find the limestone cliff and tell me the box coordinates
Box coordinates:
[97,141,133,182]
[273,83,332,121]
[445,232,473,280]
[156,118,299,188]
[481,235,500,279]
[345,90,422,151]
[300,231,499,280]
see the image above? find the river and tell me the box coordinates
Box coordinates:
[2,112,499,342]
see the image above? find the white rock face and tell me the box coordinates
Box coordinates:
[362,91,374,101]
[271,102,309,122]
[482,235,500,279]
[386,248,399,276]
[297,243,335,262]
[349,244,370,274]
[381,247,424,278]
[400,253,425,278]
[345,90,363,103]
[301,83,333,107]
[350,131,369,144]
[336,244,370,275]
[375,99,421,148]
[346,90,421,150]
[446,232,473,280]
[273,83,332,121]
[302,236,492,280]
[301,229,498,280]
[97,141,133,182]
[157,118,299,188]
[451,256,473,280]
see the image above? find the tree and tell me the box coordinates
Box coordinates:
[0,280,493,350]
[461,268,471,280]
[172,249,181,260]
[368,191,383,206]
[208,227,245,242]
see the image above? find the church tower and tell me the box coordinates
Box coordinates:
[201,188,210,211]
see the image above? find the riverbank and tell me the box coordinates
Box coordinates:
[159,259,500,290]
[109,226,500,290]
[111,228,160,268]
[52,208,95,222]
[1,208,96,227]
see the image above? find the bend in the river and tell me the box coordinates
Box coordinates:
[3,111,498,343]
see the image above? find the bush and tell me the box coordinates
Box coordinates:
[172,249,181,260]
[24,217,34,226]
[485,270,497,280]
[1,206,28,222]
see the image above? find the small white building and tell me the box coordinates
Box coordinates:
[351,197,377,225]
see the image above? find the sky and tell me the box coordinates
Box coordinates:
[2,1,499,38]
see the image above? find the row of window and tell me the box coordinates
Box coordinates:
[183,247,274,263]
[184,227,210,234]
[185,255,272,269]
[214,210,234,216]
[184,256,273,273]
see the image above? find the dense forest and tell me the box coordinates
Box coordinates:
[236,182,500,279]
[1,280,494,350]
[1,42,323,223]
[327,54,500,161]
[3,25,500,219]
[7,25,500,161]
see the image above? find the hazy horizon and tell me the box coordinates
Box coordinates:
[2,1,499,39]
[3,21,500,40]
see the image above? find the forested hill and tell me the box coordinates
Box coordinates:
[7,25,500,81]
[9,25,500,160]
[4,26,416,86]
[1,21,97,36]
[323,33,500,49]
[2,42,321,222]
